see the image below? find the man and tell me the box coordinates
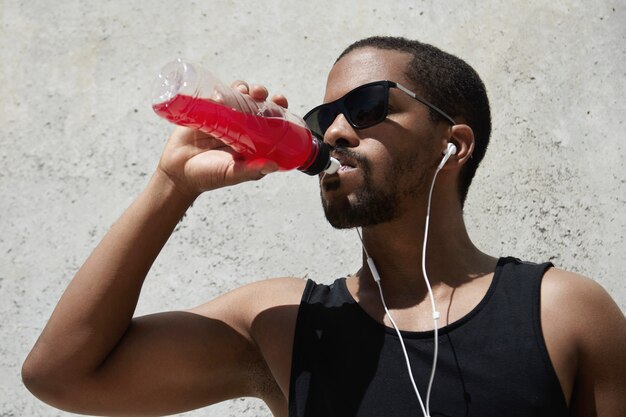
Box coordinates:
[22,36,626,416]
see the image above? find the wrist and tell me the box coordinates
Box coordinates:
[149,169,199,210]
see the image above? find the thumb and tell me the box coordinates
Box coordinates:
[241,159,280,180]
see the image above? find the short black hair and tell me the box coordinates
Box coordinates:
[337,36,491,206]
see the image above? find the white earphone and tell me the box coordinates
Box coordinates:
[437,142,457,170]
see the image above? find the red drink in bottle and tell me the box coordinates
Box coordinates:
[153,94,317,171]
[152,60,338,175]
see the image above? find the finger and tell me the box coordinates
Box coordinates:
[249,84,269,102]
[231,80,249,94]
[271,93,288,109]
[260,161,280,176]
[242,158,279,172]
[246,159,280,177]
[223,158,280,187]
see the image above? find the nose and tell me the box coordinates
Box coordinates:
[323,113,360,149]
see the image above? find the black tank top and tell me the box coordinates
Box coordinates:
[288,257,569,417]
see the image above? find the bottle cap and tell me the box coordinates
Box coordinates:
[324,157,340,174]
[300,139,335,176]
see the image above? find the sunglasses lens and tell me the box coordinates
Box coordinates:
[315,106,338,138]
[304,105,336,139]
[304,82,389,138]
[345,83,387,128]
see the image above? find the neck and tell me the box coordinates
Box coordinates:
[356,186,497,299]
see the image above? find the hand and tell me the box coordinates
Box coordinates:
[156,82,289,198]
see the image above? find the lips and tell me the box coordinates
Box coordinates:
[321,151,361,191]
[338,162,356,173]
[333,153,358,173]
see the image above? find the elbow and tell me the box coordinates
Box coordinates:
[22,353,56,402]
[22,357,42,395]
[22,350,72,408]
[22,349,101,415]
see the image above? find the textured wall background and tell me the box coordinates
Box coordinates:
[1,0,624,415]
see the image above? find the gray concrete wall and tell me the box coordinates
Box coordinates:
[1,0,624,415]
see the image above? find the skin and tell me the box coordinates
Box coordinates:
[22,47,626,417]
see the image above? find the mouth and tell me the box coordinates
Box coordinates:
[320,152,361,192]
[334,153,358,173]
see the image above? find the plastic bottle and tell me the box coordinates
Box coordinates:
[152,59,339,175]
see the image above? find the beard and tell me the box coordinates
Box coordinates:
[320,147,430,229]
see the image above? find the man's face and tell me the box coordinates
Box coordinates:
[318,47,443,229]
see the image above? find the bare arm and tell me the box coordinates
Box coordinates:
[22,85,285,415]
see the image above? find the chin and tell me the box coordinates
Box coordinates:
[321,195,354,229]
[321,189,398,229]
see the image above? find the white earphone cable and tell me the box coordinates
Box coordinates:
[358,229,429,417]
[422,165,442,417]
[356,159,445,417]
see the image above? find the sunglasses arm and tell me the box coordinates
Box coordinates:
[394,83,456,125]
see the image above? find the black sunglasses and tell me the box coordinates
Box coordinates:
[303,80,455,140]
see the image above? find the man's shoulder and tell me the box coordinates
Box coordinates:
[191,276,308,319]
[541,267,611,312]
[233,276,309,307]
[189,276,309,356]
[540,267,625,347]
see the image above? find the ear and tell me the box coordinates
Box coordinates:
[440,124,474,170]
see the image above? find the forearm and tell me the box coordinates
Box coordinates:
[23,170,197,387]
